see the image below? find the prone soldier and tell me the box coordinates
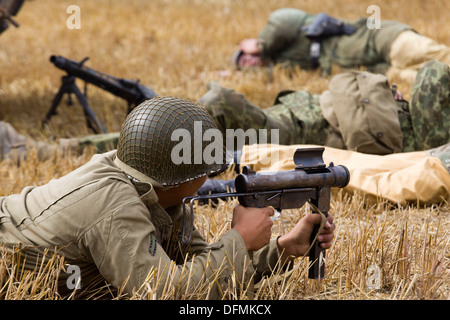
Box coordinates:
[234,8,450,83]
[0,97,336,298]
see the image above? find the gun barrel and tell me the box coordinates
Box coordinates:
[50,55,156,105]
[235,165,349,193]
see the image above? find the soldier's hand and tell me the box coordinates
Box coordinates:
[232,205,274,251]
[277,213,335,261]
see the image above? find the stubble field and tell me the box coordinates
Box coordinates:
[0,0,448,300]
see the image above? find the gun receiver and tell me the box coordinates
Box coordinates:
[182,147,350,279]
[44,55,157,133]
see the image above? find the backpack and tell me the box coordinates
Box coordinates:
[320,71,403,154]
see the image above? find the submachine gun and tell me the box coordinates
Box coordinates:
[44,55,157,134]
[182,147,350,279]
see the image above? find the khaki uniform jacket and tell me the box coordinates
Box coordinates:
[0,151,282,298]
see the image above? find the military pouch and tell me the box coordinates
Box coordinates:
[320,71,403,155]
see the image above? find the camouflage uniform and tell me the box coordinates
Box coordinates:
[199,60,450,154]
[198,84,326,146]
[410,60,450,150]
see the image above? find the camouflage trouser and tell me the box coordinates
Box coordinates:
[410,60,450,150]
[197,81,328,147]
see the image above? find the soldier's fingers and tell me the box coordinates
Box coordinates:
[267,206,276,216]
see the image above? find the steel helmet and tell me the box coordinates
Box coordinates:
[114,97,230,188]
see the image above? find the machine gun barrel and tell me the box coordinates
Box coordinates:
[50,55,156,107]
[45,55,157,133]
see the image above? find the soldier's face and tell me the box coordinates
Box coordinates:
[156,175,208,208]
[238,53,265,68]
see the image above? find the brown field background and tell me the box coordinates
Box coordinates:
[0,0,449,299]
